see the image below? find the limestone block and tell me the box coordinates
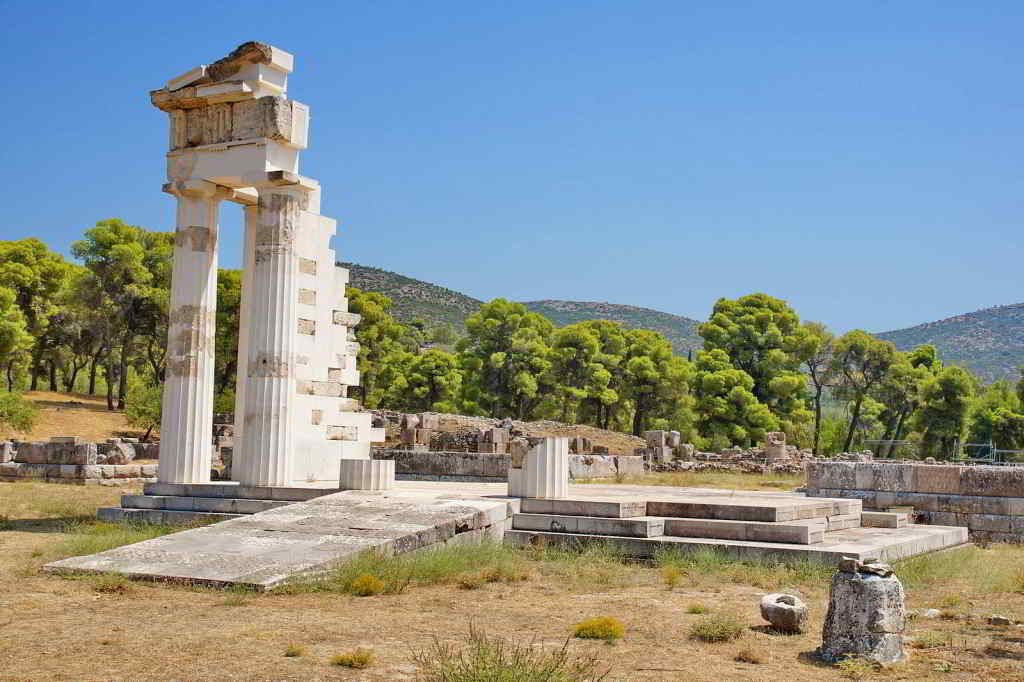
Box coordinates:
[339,458,394,491]
[400,414,420,430]
[0,441,13,463]
[568,436,592,454]
[332,311,361,327]
[327,425,358,441]
[677,443,695,460]
[615,455,645,476]
[643,430,667,448]
[819,562,907,666]
[667,431,682,448]
[961,466,1024,498]
[914,465,963,494]
[807,461,857,491]
[101,442,136,465]
[592,444,609,455]
[508,468,524,497]
[760,593,808,633]
[14,442,47,464]
[509,439,532,468]
[870,463,917,493]
[861,511,908,528]
[419,413,440,430]
[477,442,506,454]
[568,455,617,480]
[764,431,788,461]
[517,437,569,499]
[51,436,82,444]
[400,428,431,446]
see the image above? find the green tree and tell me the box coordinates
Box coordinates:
[0,286,31,392]
[347,286,421,408]
[872,348,933,457]
[692,348,777,447]
[967,379,1024,451]
[620,329,695,437]
[385,349,462,413]
[799,321,834,454]
[914,365,975,459]
[0,238,69,390]
[831,330,897,453]
[72,220,173,408]
[125,380,162,441]
[698,293,812,429]
[457,299,554,419]
[547,321,627,427]
[215,269,242,396]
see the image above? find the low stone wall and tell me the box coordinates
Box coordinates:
[0,462,158,486]
[806,461,1024,542]
[371,449,644,482]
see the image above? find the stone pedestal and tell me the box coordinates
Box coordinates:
[509,437,569,499]
[819,559,907,666]
[158,181,223,484]
[339,458,395,491]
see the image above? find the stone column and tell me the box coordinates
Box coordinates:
[233,188,303,486]
[158,181,222,484]
[230,204,258,476]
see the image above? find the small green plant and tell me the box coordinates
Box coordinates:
[689,613,744,643]
[0,391,39,432]
[330,647,375,668]
[283,643,306,658]
[90,573,133,594]
[661,565,683,589]
[686,603,708,614]
[835,655,880,679]
[912,630,948,649]
[413,625,607,682]
[572,617,625,642]
[735,646,768,664]
[349,573,386,596]
[941,594,962,608]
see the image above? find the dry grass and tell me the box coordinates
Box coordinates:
[573,616,625,642]
[579,469,804,491]
[0,390,148,442]
[4,483,1024,680]
[690,613,745,643]
[330,647,375,668]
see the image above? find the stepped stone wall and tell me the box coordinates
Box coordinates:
[806,461,1024,543]
[371,448,644,482]
[0,438,159,485]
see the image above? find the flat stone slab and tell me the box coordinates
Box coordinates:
[519,497,648,518]
[46,486,516,590]
[506,522,969,565]
[663,517,826,545]
[512,513,664,538]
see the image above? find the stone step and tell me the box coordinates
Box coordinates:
[519,497,647,518]
[121,494,292,515]
[827,513,862,531]
[663,517,827,545]
[646,497,860,523]
[861,511,909,529]
[512,513,664,538]
[143,481,332,502]
[97,507,243,525]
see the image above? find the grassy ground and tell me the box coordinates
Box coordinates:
[0,390,147,442]
[3,482,1024,681]
[579,470,805,491]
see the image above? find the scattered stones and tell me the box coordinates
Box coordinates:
[910,608,942,619]
[760,593,808,633]
[819,557,907,667]
[988,615,1013,626]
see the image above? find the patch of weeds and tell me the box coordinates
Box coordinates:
[735,646,769,664]
[283,643,306,658]
[221,583,257,606]
[457,573,485,590]
[940,594,962,608]
[912,631,948,650]
[528,541,632,588]
[0,514,11,531]
[689,613,744,643]
[350,573,386,597]
[89,573,134,594]
[654,546,831,590]
[835,655,879,680]
[53,520,178,560]
[330,647,375,668]
[572,617,625,643]
[686,603,708,615]
[661,565,683,589]
[414,625,608,682]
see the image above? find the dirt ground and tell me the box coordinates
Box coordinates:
[0,391,147,442]
[3,483,1024,681]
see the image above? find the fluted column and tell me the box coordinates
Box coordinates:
[159,181,223,484]
[230,204,258,477]
[234,187,302,486]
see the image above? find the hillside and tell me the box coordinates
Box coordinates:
[878,303,1024,382]
[341,262,482,330]
[523,300,702,355]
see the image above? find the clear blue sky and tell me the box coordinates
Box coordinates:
[2,1,1021,332]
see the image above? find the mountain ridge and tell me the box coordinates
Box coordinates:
[342,262,1022,381]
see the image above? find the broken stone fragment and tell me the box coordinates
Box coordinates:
[760,593,808,633]
[819,563,907,666]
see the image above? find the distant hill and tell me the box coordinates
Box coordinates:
[877,303,1024,382]
[343,262,1023,380]
[341,263,482,330]
[523,300,702,355]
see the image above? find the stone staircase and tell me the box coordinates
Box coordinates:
[505,493,969,563]
[97,482,333,525]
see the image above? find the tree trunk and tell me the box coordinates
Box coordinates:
[117,331,131,409]
[632,397,645,437]
[30,362,39,391]
[48,360,58,391]
[64,363,81,393]
[88,348,103,396]
[6,360,14,392]
[812,386,823,455]
[842,396,864,453]
[104,363,115,411]
[891,410,909,457]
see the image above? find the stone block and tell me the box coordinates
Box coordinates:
[0,441,14,463]
[568,455,617,480]
[339,458,395,491]
[519,497,647,518]
[961,466,1024,498]
[860,511,908,529]
[819,566,907,666]
[592,444,609,455]
[50,436,81,444]
[663,518,824,545]
[967,513,1012,533]
[807,461,857,491]
[643,430,667,448]
[517,438,569,499]
[512,513,664,538]
[827,513,862,531]
[615,456,645,476]
[870,463,916,493]
[914,465,963,494]
[14,442,47,464]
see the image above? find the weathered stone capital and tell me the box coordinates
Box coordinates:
[163,179,233,200]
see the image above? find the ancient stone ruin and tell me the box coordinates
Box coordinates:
[150,42,384,487]
[819,558,907,666]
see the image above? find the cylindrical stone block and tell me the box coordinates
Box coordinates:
[520,437,569,499]
[339,458,395,491]
[820,565,907,666]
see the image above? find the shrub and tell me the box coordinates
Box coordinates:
[330,647,375,668]
[349,573,386,597]
[0,391,38,432]
[661,565,683,589]
[283,643,306,657]
[124,382,161,441]
[414,626,607,682]
[572,617,625,642]
[90,573,133,594]
[835,655,879,679]
[689,613,744,643]
[686,603,708,615]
